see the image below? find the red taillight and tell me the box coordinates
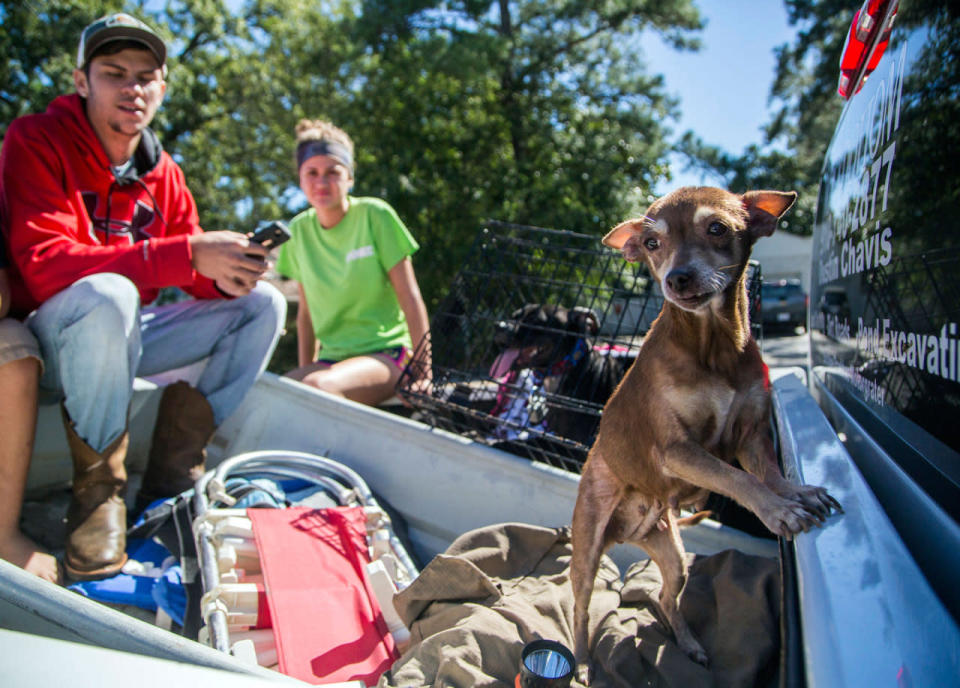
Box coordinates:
[837,0,898,99]
[839,9,868,72]
[855,0,882,40]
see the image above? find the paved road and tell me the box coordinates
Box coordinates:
[761,327,810,370]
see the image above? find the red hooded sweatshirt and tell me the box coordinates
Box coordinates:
[0,93,221,317]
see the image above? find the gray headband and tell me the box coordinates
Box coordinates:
[296,139,353,174]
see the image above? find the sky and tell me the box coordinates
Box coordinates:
[642,1,799,192]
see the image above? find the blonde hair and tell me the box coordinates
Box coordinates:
[294,118,354,174]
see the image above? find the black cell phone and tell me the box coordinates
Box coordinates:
[248,221,291,249]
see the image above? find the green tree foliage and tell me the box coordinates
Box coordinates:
[678,0,856,235]
[315,0,706,301]
[0,1,109,127]
[2,0,703,307]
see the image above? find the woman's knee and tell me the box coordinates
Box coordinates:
[0,353,41,389]
[304,357,399,402]
[0,319,42,373]
[299,369,346,396]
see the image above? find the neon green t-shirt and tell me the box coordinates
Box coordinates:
[275,197,419,361]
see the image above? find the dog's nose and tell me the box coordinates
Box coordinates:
[666,269,692,293]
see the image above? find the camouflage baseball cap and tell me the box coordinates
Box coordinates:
[76,13,166,70]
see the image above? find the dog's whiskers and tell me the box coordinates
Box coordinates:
[708,275,726,292]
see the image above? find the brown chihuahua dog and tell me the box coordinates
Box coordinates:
[570,187,840,681]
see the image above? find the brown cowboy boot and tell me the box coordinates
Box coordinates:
[136,381,215,513]
[62,407,129,580]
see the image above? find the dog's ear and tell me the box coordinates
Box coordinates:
[604,219,649,263]
[602,219,644,250]
[568,307,600,336]
[742,190,798,238]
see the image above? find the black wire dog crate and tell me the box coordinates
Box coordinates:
[398,221,762,473]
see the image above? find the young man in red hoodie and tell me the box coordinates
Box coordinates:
[0,14,286,580]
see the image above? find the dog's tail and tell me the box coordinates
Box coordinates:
[677,510,712,527]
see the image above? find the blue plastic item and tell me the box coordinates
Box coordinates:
[153,564,187,626]
[67,538,172,610]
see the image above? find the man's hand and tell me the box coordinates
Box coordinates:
[189,231,269,296]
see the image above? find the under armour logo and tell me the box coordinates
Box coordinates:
[82,191,157,244]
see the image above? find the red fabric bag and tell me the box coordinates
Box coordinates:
[249,506,398,684]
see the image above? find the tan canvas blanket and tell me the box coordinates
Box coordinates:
[378,523,780,688]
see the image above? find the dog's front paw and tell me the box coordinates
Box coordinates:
[792,484,843,519]
[757,496,828,537]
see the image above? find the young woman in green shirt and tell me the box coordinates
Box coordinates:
[277,119,431,406]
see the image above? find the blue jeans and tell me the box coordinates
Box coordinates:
[28,273,286,452]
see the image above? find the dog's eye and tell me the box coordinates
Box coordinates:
[643,237,659,251]
[707,221,728,236]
